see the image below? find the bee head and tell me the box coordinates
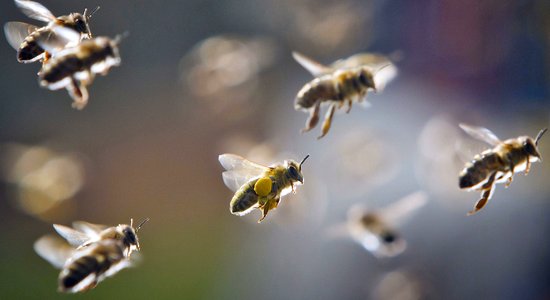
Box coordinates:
[119,218,149,253]
[523,128,547,162]
[358,68,376,90]
[66,13,88,36]
[285,154,309,184]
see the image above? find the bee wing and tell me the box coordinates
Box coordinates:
[3,21,38,50]
[15,0,56,23]
[292,51,334,76]
[459,123,502,146]
[72,221,108,236]
[35,25,80,54]
[34,235,75,269]
[219,154,268,192]
[53,224,93,247]
[379,191,428,227]
[372,63,398,92]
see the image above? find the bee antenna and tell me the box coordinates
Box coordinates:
[88,6,101,19]
[535,128,548,146]
[299,154,310,167]
[136,218,150,232]
[130,218,134,228]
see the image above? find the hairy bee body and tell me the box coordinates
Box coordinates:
[458,124,546,215]
[58,239,125,293]
[358,213,399,245]
[39,37,120,87]
[17,14,89,62]
[295,68,373,110]
[230,167,291,215]
[459,141,531,189]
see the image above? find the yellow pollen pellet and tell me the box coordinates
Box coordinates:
[254,177,272,197]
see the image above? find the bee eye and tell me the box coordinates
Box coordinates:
[289,166,299,179]
[359,72,369,86]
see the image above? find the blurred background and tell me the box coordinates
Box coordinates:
[1,0,550,299]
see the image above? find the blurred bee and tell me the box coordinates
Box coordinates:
[328,191,427,258]
[4,0,99,64]
[219,153,309,222]
[293,51,398,139]
[34,218,148,293]
[459,124,547,215]
[36,27,122,109]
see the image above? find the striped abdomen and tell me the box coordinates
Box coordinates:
[295,71,368,109]
[58,240,124,293]
[459,152,504,189]
[17,27,50,62]
[230,179,260,215]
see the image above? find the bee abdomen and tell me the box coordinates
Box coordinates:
[230,180,259,215]
[459,153,501,189]
[17,29,48,62]
[295,78,338,109]
[59,255,101,290]
[40,55,83,84]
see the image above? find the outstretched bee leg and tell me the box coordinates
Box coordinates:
[346,99,352,113]
[301,101,321,133]
[505,157,515,188]
[524,157,531,175]
[67,78,89,110]
[258,198,279,223]
[318,103,336,139]
[468,172,497,216]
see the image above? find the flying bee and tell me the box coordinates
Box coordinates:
[36,27,122,109]
[328,191,428,258]
[219,153,309,222]
[459,124,547,215]
[4,0,99,64]
[34,218,148,293]
[293,51,398,139]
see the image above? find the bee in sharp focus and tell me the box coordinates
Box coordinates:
[293,51,398,139]
[34,218,148,293]
[36,27,122,109]
[329,191,427,258]
[219,153,309,222]
[4,0,99,64]
[458,124,547,215]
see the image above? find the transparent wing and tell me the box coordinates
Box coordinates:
[331,53,392,69]
[459,123,502,146]
[72,221,108,236]
[218,154,268,173]
[380,191,428,227]
[53,224,92,247]
[219,154,268,192]
[15,0,56,23]
[222,170,258,192]
[3,21,38,50]
[372,64,398,92]
[35,25,80,54]
[292,51,333,77]
[34,235,75,269]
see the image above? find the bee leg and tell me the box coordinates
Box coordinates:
[346,99,352,113]
[67,78,89,110]
[258,198,278,223]
[468,172,497,216]
[525,157,531,175]
[318,103,336,139]
[505,159,514,188]
[301,101,321,133]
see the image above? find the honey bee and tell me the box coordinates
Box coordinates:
[459,124,547,215]
[219,153,309,222]
[293,51,398,139]
[36,27,122,109]
[4,0,99,64]
[329,191,427,258]
[34,218,148,293]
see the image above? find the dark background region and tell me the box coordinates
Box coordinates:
[0,0,549,299]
